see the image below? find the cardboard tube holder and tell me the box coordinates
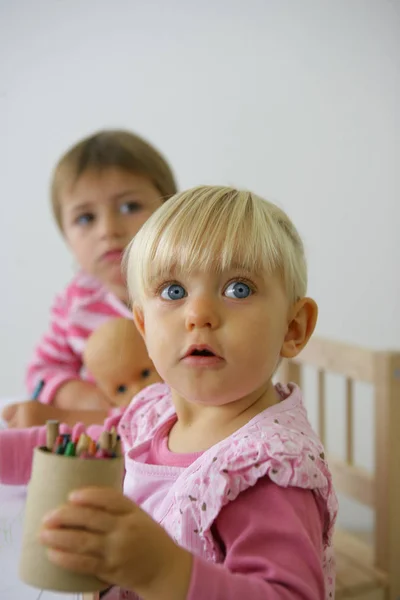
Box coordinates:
[19,447,124,592]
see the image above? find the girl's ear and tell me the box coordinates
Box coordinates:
[280,298,318,359]
[132,305,146,339]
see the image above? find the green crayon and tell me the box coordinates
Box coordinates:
[65,441,76,457]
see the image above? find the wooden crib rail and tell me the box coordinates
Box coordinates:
[292,336,376,383]
[281,337,400,598]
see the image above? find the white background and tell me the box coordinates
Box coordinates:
[1,0,399,530]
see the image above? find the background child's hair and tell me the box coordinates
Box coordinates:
[50,129,178,230]
[125,185,307,307]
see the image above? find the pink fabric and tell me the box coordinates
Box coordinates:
[147,415,202,467]
[109,482,326,600]
[189,479,325,600]
[117,382,337,600]
[25,271,131,404]
[138,413,326,600]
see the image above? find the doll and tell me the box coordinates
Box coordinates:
[83,317,161,408]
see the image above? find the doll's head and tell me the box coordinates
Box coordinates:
[83,317,162,407]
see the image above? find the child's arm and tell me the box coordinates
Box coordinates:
[187,477,325,600]
[25,291,110,410]
[39,479,325,600]
[2,401,109,429]
[0,423,67,485]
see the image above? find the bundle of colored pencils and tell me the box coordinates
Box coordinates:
[43,420,122,459]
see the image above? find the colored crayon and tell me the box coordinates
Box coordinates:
[88,440,97,456]
[114,436,122,458]
[32,379,45,400]
[110,426,117,447]
[76,433,90,456]
[46,420,60,452]
[99,431,112,451]
[61,433,71,451]
[65,441,76,457]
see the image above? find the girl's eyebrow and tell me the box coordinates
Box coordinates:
[147,273,175,286]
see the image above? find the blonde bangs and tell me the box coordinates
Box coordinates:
[126,186,307,306]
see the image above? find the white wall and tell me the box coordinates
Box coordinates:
[1,2,399,401]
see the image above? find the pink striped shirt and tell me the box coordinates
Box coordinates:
[25,272,131,404]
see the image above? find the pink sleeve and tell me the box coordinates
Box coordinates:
[25,289,83,404]
[0,423,71,485]
[187,478,325,600]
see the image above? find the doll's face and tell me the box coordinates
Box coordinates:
[95,344,162,407]
[84,320,163,407]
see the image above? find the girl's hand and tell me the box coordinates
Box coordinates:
[2,400,60,428]
[2,400,108,428]
[39,487,192,600]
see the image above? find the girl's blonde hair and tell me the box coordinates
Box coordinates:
[51,129,177,230]
[125,185,307,306]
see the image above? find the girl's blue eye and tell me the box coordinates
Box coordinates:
[76,213,95,226]
[225,281,252,299]
[161,284,186,300]
[120,201,142,214]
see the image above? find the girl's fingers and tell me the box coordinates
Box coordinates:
[40,527,104,559]
[1,403,16,422]
[46,547,104,577]
[42,504,116,533]
[68,487,136,515]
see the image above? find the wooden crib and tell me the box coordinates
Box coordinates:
[84,336,400,600]
[280,337,400,600]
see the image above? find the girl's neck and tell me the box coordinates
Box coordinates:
[168,381,279,453]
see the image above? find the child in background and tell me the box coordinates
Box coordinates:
[0,186,338,599]
[2,129,177,428]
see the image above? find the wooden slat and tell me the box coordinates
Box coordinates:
[329,456,375,508]
[334,528,388,592]
[335,552,380,595]
[336,590,386,600]
[293,337,375,383]
[374,353,390,572]
[374,352,400,599]
[318,369,326,444]
[334,529,375,570]
[346,378,354,465]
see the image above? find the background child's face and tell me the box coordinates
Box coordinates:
[61,167,164,302]
[135,268,292,407]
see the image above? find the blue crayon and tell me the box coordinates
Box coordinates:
[32,379,45,400]
[61,433,71,451]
